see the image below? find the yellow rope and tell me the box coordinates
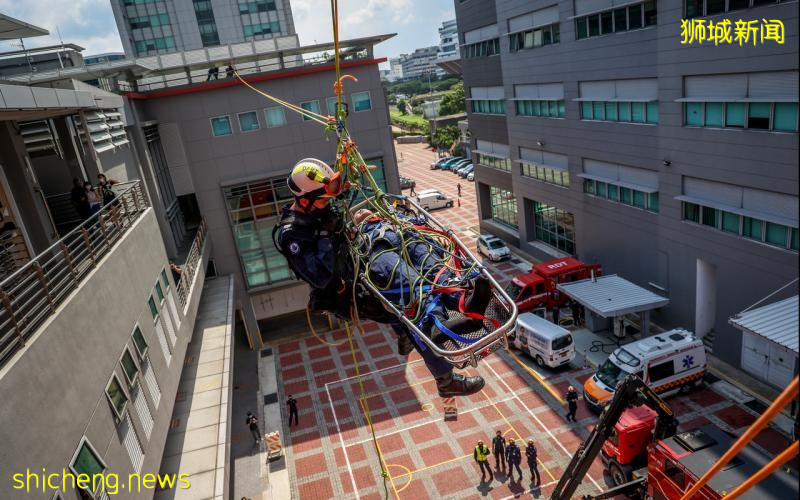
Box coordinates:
[233,69,331,125]
[306,306,349,347]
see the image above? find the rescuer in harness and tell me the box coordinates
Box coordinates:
[275,158,487,397]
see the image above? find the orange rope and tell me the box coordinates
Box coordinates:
[722,441,799,499]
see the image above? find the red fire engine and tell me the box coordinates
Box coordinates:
[504,257,602,312]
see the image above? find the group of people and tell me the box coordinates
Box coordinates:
[70,174,118,221]
[206,65,236,81]
[474,431,541,485]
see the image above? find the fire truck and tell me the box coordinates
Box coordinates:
[551,375,798,500]
[504,257,602,313]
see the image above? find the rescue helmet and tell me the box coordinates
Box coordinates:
[287,158,343,203]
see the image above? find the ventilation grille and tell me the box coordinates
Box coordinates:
[74,108,130,154]
[18,119,61,157]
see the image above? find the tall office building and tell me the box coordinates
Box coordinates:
[455,0,798,386]
[438,18,459,60]
[110,0,297,57]
[399,45,442,79]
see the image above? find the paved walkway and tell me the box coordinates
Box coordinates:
[156,276,234,500]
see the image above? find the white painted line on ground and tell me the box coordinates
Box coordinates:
[326,384,359,499]
[347,393,521,446]
[495,478,559,500]
[327,358,424,385]
[484,361,604,494]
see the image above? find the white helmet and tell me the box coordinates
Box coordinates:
[287,158,342,202]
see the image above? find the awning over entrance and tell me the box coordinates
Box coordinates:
[729,295,798,354]
[0,13,48,41]
[557,274,670,318]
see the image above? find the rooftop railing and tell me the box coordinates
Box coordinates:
[176,219,207,309]
[0,181,149,369]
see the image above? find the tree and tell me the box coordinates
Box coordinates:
[438,81,465,116]
[432,125,461,150]
[397,99,408,115]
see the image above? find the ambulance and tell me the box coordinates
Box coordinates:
[583,329,706,411]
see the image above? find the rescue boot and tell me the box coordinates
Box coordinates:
[464,276,492,316]
[397,333,415,356]
[436,371,485,397]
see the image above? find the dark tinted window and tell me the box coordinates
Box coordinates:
[588,15,600,36]
[649,361,675,382]
[706,0,725,14]
[601,11,613,34]
[629,4,642,29]
[614,8,627,31]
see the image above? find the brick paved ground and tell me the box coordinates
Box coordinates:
[267,142,793,499]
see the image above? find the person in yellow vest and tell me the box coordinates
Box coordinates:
[474,440,493,482]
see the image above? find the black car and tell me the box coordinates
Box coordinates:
[400,176,416,190]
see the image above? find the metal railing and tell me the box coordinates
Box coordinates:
[0,181,150,369]
[0,230,31,282]
[176,219,207,308]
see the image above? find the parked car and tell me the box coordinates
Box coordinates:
[458,164,474,178]
[477,234,510,261]
[417,192,454,210]
[445,158,471,172]
[467,172,474,181]
[399,176,416,190]
[431,156,462,170]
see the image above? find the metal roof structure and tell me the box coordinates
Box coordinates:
[0,13,48,41]
[557,274,669,317]
[729,295,798,354]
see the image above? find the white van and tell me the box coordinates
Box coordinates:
[583,329,707,411]
[417,192,454,211]
[511,312,575,368]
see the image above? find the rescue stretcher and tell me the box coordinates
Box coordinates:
[349,193,518,368]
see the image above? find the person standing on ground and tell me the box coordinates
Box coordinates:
[409,185,416,197]
[505,438,523,482]
[566,386,579,422]
[85,181,102,215]
[526,439,540,486]
[457,182,462,197]
[474,440,493,482]
[570,301,582,327]
[71,178,89,220]
[246,411,260,444]
[287,394,299,427]
[492,430,506,472]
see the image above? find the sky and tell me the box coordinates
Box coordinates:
[0,0,455,65]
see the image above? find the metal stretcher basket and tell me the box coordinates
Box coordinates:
[349,194,518,368]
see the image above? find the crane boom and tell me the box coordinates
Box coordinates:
[550,374,678,500]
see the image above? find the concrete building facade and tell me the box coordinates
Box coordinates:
[110,0,297,57]
[438,18,459,60]
[455,0,799,383]
[399,45,442,79]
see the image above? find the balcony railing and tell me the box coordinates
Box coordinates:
[0,229,31,283]
[176,219,207,308]
[0,181,150,369]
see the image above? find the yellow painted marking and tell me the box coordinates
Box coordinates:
[386,463,414,493]
[392,453,472,479]
[506,348,566,405]
[421,402,434,412]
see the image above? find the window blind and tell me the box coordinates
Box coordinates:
[464,23,499,44]
[582,159,658,192]
[470,86,505,99]
[508,5,559,33]
[475,140,510,157]
[683,72,798,101]
[515,83,564,100]
[519,148,568,170]
[579,79,657,101]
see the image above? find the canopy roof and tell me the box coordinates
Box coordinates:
[729,295,798,354]
[557,274,669,317]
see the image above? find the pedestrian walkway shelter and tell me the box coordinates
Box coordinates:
[557,274,669,337]
[730,295,798,389]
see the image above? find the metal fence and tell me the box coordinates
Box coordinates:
[0,181,150,369]
[176,219,207,308]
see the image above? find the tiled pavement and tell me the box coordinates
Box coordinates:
[262,142,794,499]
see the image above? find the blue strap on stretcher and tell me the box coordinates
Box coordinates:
[422,295,480,345]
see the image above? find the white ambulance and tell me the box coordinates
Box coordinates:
[511,312,575,368]
[583,329,707,411]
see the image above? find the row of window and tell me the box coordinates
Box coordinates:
[129,14,170,29]
[531,201,576,255]
[584,179,660,213]
[509,23,560,52]
[683,202,798,251]
[470,99,506,114]
[461,38,501,59]
[685,0,785,19]
[124,0,160,4]
[134,36,175,55]
[193,0,220,47]
[581,101,659,124]
[210,93,372,136]
[685,102,798,132]
[490,186,518,229]
[476,152,512,172]
[239,0,276,14]
[521,163,570,187]
[243,21,280,39]
[516,99,565,118]
[576,1,657,40]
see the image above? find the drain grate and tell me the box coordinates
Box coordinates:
[264,392,278,405]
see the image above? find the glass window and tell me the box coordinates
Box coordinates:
[161,269,170,290]
[643,0,657,26]
[106,375,129,418]
[721,211,740,234]
[648,192,659,212]
[633,190,646,209]
[489,186,518,229]
[725,102,746,128]
[531,200,576,254]
[686,0,703,18]
[548,101,558,117]
[593,101,605,120]
[631,102,645,123]
[326,96,338,116]
[684,203,700,223]
[742,216,763,240]
[620,187,632,204]
[606,102,618,121]
[773,103,798,132]
[148,297,158,319]
[596,181,607,197]
[765,223,788,247]
[71,440,106,493]
[588,15,600,37]
[619,101,632,122]
[686,103,703,126]
[581,101,593,119]
[608,184,619,201]
[558,100,566,117]
[629,4,642,29]
[299,100,320,121]
[155,282,165,302]
[584,179,596,194]
[121,349,139,386]
[601,11,613,34]
[238,111,260,132]
[701,206,718,227]
[265,107,286,127]
[705,102,723,127]
[791,229,799,251]
[614,8,627,31]
[352,92,372,112]
[646,102,659,124]
[210,116,232,136]
[576,17,588,39]
[747,102,771,130]
[706,0,726,15]
[132,326,148,359]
